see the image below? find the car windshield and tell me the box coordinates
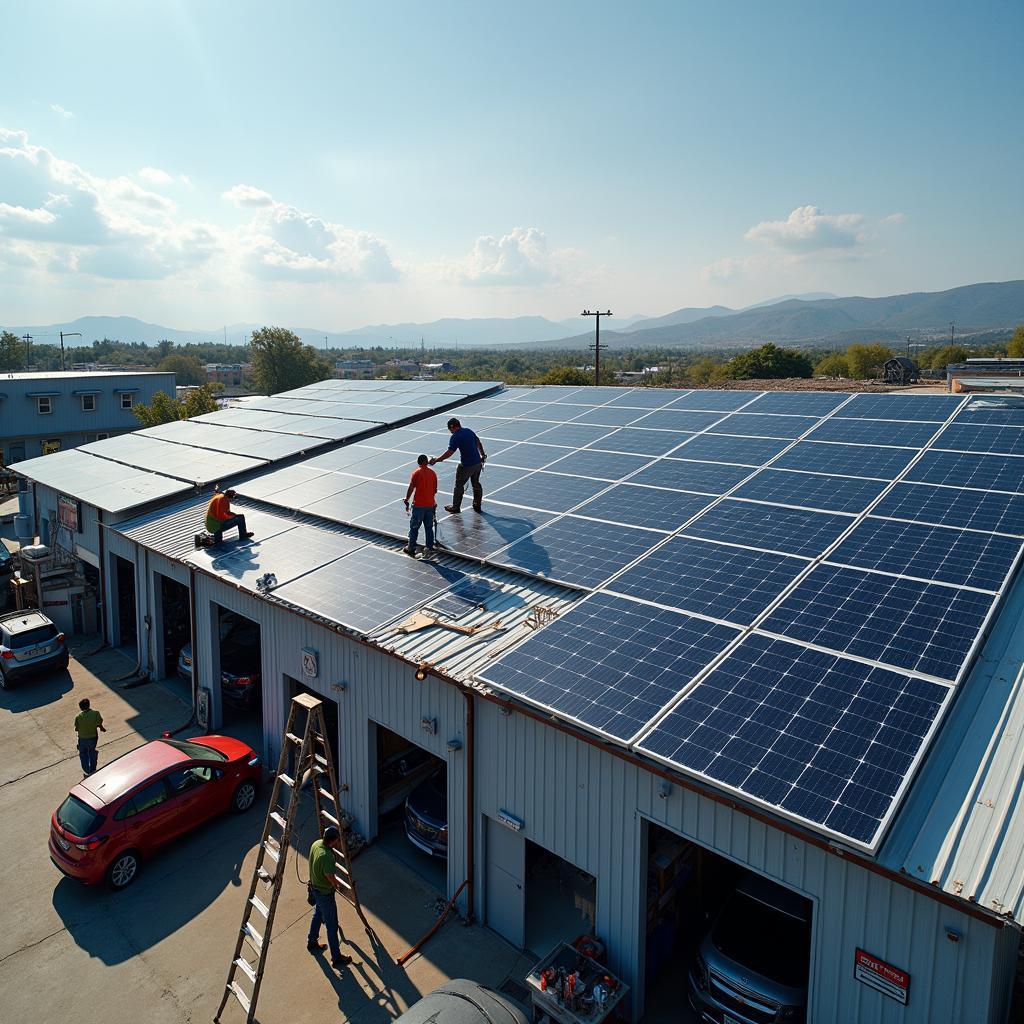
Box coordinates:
[56,795,104,837]
[161,739,228,762]
[711,891,810,989]
[9,624,58,648]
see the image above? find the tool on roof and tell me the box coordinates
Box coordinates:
[213,693,368,1023]
[395,610,503,636]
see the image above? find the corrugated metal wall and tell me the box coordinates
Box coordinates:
[475,699,1010,1023]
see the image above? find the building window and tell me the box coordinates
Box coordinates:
[120,393,134,409]
[94,432,109,441]
[42,440,61,455]
[37,396,52,415]
[81,394,96,412]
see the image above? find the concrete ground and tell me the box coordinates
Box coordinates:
[0,641,533,1024]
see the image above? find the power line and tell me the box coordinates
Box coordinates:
[581,309,612,386]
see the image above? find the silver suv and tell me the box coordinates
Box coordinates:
[688,872,811,1023]
[0,610,69,688]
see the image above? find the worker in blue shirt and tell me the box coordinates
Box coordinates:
[430,417,487,514]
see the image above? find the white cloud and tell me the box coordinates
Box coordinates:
[745,205,869,252]
[458,227,569,287]
[139,166,193,189]
[50,104,74,120]
[223,183,274,208]
[700,255,755,284]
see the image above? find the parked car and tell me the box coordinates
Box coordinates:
[0,546,14,610]
[0,608,68,688]
[688,872,811,1024]
[178,613,261,708]
[49,734,260,889]
[404,768,447,858]
[392,980,528,1024]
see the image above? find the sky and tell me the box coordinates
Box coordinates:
[1,0,1022,334]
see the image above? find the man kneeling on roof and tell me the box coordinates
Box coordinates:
[205,487,254,544]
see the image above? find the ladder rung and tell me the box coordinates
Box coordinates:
[314,753,328,766]
[268,811,287,830]
[256,866,274,885]
[242,922,264,954]
[228,981,252,1014]
[335,875,352,890]
[314,733,327,745]
[233,957,257,985]
[317,788,335,803]
[285,732,303,745]
[278,773,296,788]
[320,810,340,827]
[249,895,270,918]
[262,841,280,863]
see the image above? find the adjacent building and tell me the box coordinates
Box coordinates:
[204,363,251,388]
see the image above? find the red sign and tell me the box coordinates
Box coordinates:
[58,495,81,533]
[854,948,909,1005]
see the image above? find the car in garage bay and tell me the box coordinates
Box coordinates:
[404,768,448,857]
[178,613,262,708]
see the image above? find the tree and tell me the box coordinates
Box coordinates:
[1008,325,1024,358]
[920,344,968,370]
[846,343,894,379]
[0,330,24,371]
[250,326,331,395]
[685,357,730,386]
[726,343,812,380]
[157,354,206,386]
[133,384,220,427]
[540,366,597,386]
[814,353,850,377]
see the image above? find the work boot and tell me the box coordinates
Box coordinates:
[331,954,353,969]
[307,941,326,953]
[402,547,417,557]
[472,504,483,513]
[444,505,460,514]
[422,548,436,559]
[243,531,255,539]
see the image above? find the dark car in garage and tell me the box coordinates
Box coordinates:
[404,768,447,858]
[178,613,261,708]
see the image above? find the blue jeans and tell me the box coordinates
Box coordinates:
[78,737,98,774]
[213,514,247,542]
[408,506,436,551]
[308,888,342,960]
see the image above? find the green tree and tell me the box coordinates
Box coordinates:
[250,326,331,394]
[0,330,25,371]
[133,384,220,427]
[157,354,206,386]
[920,344,969,370]
[539,366,597,386]
[726,343,812,380]
[685,357,730,386]
[1008,325,1024,358]
[814,353,850,377]
[846,343,894,379]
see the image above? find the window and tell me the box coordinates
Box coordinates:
[94,433,109,441]
[120,393,134,409]
[167,765,214,795]
[114,778,170,819]
[81,394,96,412]
[41,440,61,455]
[37,396,52,415]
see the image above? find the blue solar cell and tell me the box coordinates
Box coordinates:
[530,423,618,448]
[906,450,1024,493]
[490,471,610,512]
[572,485,714,532]
[773,442,916,479]
[490,442,575,469]
[543,449,654,481]
[672,434,790,466]
[436,503,555,559]
[636,633,948,848]
[630,409,724,432]
[732,469,888,514]
[954,397,1024,426]
[743,392,852,416]
[585,427,694,456]
[491,518,663,587]
[806,418,937,448]
[608,536,807,624]
[605,389,692,409]
[478,592,740,741]
[525,403,594,421]
[304,479,405,523]
[570,406,647,427]
[428,577,504,618]
[681,500,854,558]
[631,458,752,494]
[933,423,1024,457]
[486,419,558,442]
[762,564,993,681]
[708,413,819,439]
[838,394,964,421]
[873,483,1024,536]
[830,518,1023,591]
[551,387,625,404]
[670,390,760,411]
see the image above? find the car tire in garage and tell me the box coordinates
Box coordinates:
[106,850,141,890]
[231,780,257,814]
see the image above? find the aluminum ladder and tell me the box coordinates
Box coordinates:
[213,692,368,1022]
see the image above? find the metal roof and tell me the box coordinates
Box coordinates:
[0,370,166,380]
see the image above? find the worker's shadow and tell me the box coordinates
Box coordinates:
[440,508,553,578]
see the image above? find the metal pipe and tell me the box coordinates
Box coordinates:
[395,878,469,966]
[97,510,108,646]
[462,687,475,924]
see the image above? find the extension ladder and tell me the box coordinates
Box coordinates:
[213,692,368,1022]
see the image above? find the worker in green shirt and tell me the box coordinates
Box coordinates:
[306,826,352,969]
[74,698,106,776]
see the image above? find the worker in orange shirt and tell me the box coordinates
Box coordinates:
[403,455,438,558]
[205,487,254,544]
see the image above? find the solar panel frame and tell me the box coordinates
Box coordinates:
[541,449,656,481]
[669,433,791,466]
[742,392,852,416]
[731,469,889,514]
[905,450,1024,493]
[669,390,761,411]
[629,458,753,494]
[805,418,938,448]
[871,482,1024,536]
[629,409,725,433]
[953,397,1024,426]
[772,441,918,480]
[570,485,715,532]
[837,393,965,421]
[707,413,820,439]
[584,427,695,456]
[488,471,615,514]
[931,423,1024,456]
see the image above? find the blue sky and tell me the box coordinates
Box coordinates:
[1,0,1021,331]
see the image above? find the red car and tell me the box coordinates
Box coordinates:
[49,735,261,889]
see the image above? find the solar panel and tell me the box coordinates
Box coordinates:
[954,396,1024,426]
[570,406,647,427]
[872,482,1024,536]
[427,577,505,617]
[731,469,888,514]
[571,485,714,532]
[681,500,854,558]
[837,393,964,421]
[806,418,938,448]
[636,633,948,849]
[488,471,610,513]
[630,458,752,494]
[772,441,917,479]
[486,419,560,442]
[491,518,663,587]
[608,536,807,624]
[671,434,790,466]
[743,392,852,416]
[631,409,724,432]
[523,403,595,422]
[529,423,617,448]
[542,449,654,481]
[932,423,1024,456]
[671,390,759,411]
[605,389,692,409]
[272,545,464,634]
[304,480,405,524]
[551,386,625,404]
[478,592,740,742]
[761,563,993,681]
[236,465,331,500]
[584,427,693,456]
[829,517,1023,591]
[435,503,556,559]
[905,450,1024,493]
[707,413,819,439]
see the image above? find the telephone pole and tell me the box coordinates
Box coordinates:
[581,309,612,386]
[21,334,32,370]
[59,331,81,371]
[949,321,956,347]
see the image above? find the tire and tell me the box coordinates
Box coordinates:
[106,850,141,890]
[0,667,9,690]
[232,780,257,814]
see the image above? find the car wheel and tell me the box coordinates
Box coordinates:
[232,780,257,813]
[0,667,8,690]
[106,850,141,890]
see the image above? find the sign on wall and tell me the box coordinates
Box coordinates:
[854,948,909,1005]
[301,647,319,679]
[42,440,62,455]
[57,495,82,533]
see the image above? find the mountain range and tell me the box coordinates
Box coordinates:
[5,281,1022,353]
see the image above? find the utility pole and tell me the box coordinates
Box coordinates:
[21,334,32,371]
[59,331,81,372]
[582,310,612,386]
[949,321,956,347]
